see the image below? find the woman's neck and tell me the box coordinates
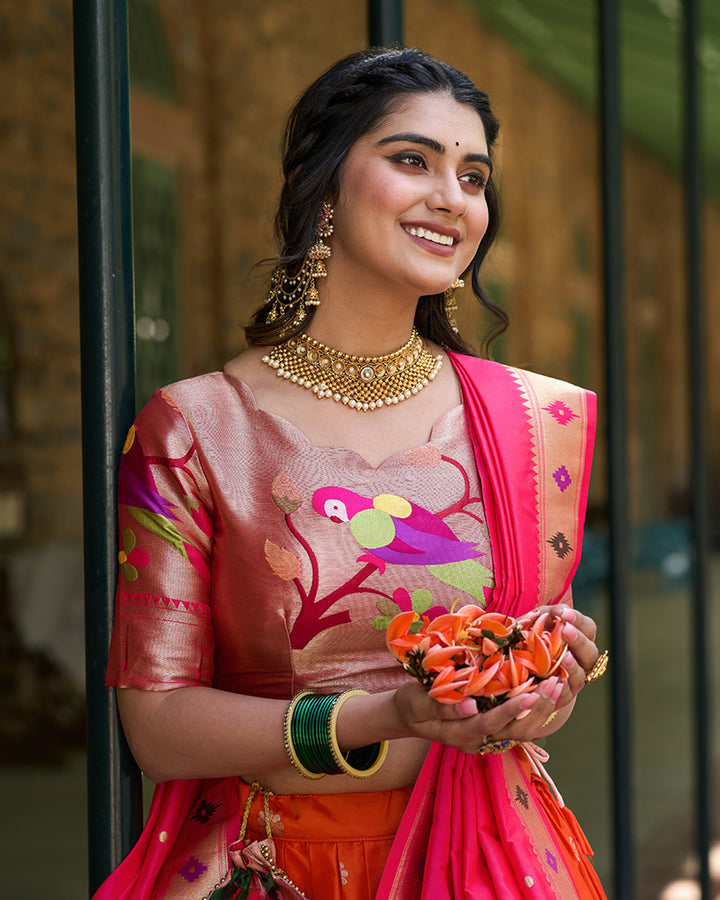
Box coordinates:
[305,290,420,358]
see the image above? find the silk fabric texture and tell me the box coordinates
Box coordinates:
[95,354,604,900]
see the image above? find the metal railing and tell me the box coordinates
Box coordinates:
[75,0,713,896]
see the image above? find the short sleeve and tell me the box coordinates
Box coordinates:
[106,389,216,690]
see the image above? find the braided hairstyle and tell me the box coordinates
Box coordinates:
[245,47,506,354]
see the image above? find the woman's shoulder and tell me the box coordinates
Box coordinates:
[133,370,260,443]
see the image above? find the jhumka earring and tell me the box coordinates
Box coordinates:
[266,201,334,324]
[443,277,464,333]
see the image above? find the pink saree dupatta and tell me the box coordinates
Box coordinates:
[377,355,601,900]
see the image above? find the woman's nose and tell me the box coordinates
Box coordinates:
[426,175,466,216]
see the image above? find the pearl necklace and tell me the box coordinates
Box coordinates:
[262,329,443,412]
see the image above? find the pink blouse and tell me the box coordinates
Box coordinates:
[106,371,494,699]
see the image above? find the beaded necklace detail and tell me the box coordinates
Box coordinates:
[262,329,443,412]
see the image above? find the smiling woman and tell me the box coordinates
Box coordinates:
[94,47,607,900]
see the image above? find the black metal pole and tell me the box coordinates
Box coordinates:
[73,0,142,893]
[598,1,634,898]
[682,2,712,898]
[368,0,404,46]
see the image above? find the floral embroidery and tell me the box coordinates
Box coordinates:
[543,400,579,425]
[372,586,446,631]
[552,465,572,492]
[547,531,573,560]
[258,808,284,835]
[339,861,349,885]
[545,849,558,872]
[118,397,212,584]
[118,529,149,582]
[179,856,207,883]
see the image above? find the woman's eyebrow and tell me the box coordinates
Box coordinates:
[376,132,492,171]
[377,132,445,153]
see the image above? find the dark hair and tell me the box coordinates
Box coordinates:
[245,47,507,353]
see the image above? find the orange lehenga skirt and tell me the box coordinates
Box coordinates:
[238,780,413,900]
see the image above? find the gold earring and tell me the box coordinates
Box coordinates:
[266,201,334,323]
[443,278,464,333]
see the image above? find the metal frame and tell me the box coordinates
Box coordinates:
[597,3,634,897]
[683,2,713,898]
[73,0,142,892]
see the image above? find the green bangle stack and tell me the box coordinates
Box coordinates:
[283,690,389,780]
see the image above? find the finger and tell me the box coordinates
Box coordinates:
[560,620,599,674]
[483,679,564,743]
[558,605,598,641]
[561,652,584,698]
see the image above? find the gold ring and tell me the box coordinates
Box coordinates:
[542,710,559,728]
[585,650,609,684]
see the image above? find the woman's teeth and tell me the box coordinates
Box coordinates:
[405,226,455,246]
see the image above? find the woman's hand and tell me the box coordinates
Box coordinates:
[522,604,601,710]
[389,603,602,753]
[390,675,563,755]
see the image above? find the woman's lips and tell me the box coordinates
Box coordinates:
[402,223,460,256]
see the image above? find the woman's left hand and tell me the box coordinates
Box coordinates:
[486,603,602,744]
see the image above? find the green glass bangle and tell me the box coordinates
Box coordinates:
[283,692,326,779]
[297,693,338,775]
[284,690,389,780]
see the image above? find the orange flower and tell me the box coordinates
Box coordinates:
[386,605,568,707]
[422,644,473,673]
[386,611,424,661]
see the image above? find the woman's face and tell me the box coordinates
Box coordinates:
[330,91,491,300]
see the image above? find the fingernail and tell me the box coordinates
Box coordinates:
[561,607,577,622]
[552,681,564,703]
[542,677,558,698]
[457,698,477,716]
[562,623,578,640]
[520,693,539,709]
[563,651,576,668]
[515,709,532,720]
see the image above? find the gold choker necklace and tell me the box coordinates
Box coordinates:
[262,329,443,412]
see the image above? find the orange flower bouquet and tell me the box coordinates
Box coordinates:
[386,606,568,710]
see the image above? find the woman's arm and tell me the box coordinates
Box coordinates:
[117,601,599,783]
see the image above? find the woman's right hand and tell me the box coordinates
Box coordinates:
[389,678,564,755]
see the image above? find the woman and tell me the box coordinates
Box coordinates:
[98,47,607,899]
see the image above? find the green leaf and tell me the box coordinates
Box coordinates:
[128,507,190,559]
[375,597,400,617]
[122,528,136,552]
[411,589,433,613]
[371,615,393,631]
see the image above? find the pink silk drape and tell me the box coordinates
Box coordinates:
[376,355,603,900]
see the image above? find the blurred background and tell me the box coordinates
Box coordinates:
[0,1,718,897]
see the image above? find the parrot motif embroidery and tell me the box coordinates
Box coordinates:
[312,486,493,604]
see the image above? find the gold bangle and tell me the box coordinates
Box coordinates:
[585,650,609,685]
[283,692,326,780]
[327,689,389,778]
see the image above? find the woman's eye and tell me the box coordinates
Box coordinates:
[389,152,426,169]
[460,172,488,190]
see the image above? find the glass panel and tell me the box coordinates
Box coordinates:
[131,156,179,408]
[128,0,177,100]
